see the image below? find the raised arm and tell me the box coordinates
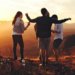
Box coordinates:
[25,22,30,30]
[25,13,38,23]
[52,18,71,24]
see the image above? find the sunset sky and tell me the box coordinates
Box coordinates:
[0,0,75,23]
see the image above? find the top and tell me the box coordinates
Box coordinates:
[12,17,25,35]
[54,24,63,40]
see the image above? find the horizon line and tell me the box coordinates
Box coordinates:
[0,20,74,24]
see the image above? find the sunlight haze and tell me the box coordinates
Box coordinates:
[0,0,75,23]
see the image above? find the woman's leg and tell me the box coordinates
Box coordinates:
[18,35,24,60]
[12,35,17,60]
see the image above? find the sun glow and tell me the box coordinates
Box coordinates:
[0,0,75,23]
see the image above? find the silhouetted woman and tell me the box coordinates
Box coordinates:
[12,11,30,62]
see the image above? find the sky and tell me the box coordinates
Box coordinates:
[0,0,75,23]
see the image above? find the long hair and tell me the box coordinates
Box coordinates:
[12,11,22,25]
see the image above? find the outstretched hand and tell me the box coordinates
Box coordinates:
[28,22,30,25]
[24,22,30,31]
[24,27,27,30]
[68,18,71,20]
[25,13,28,16]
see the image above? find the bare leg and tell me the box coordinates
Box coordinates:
[39,49,46,66]
[39,49,42,63]
[41,49,45,64]
[45,50,49,63]
[53,49,59,62]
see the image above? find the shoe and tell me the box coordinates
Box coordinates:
[39,63,43,66]
[39,62,46,67]
[21,59,26,66]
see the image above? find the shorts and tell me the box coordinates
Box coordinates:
[38,38,50,50]
[53,39,63,49]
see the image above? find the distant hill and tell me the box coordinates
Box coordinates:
[60,34,75,51]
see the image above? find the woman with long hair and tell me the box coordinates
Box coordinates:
[12,11,30,62]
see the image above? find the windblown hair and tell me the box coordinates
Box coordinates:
[12,11,22,25]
